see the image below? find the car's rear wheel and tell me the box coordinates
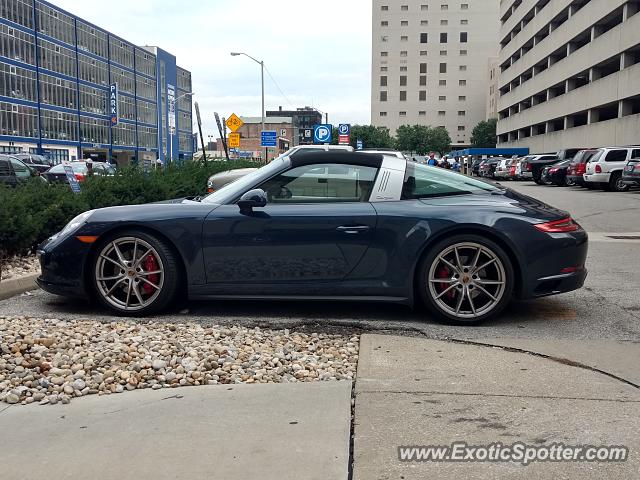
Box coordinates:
[91,231,180,315]
[418,235,514,325]
[605,172,629,192]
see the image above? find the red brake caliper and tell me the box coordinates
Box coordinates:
[436,266,455,299]
[142,254,159,295]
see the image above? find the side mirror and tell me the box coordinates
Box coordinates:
[238,188,267,213]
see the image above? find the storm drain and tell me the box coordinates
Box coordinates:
[605,235,640,240]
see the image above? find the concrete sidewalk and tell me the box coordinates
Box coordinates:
[353,334,640,480]
[0,381,352,480]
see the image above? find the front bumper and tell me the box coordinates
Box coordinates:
[36,234,92,298]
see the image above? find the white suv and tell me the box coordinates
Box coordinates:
[584,146,640,192]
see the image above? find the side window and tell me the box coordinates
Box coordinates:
[10,159,31,178]
[256,163,378,203]
[631,149,640,159]
[0,159,11,176]
[605,150,628,162]
[541,156,557,161]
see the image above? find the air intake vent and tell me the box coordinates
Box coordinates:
[379,170,391,192]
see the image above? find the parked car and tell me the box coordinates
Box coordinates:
[517,156,535,180]
[527,154,560,184]
[0,155,47,186]
[207,168,259,193]
[508,159,521,180]
[42,161,116,184]
[471,159,483,176]
[622,155,640,188]
[541,160,573,186]
[478,158,500,178]
[584,146,640,192]
[11,153,54,173]
[37,151,587,325]
[494,158,513,180]
[555,149,584,162]
[566,149,599,187]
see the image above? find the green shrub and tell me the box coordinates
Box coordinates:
[0,160,260,258]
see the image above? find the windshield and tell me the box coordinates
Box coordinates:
[402,163,500,199]
[588,150,604,162]
[48,163,88,174]
[201,158,287,204]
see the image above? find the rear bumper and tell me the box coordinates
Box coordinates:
[583,173,609,183]
[622,172,640,185]
[529,268,587,298]
[566,174,584,184]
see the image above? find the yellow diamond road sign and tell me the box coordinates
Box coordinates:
[226,113,244,133]
[228,132,240,148]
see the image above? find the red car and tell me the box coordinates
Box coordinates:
[566,149,598,187]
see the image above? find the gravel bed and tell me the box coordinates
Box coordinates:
[0,316,359,406]
[0,256,40,282]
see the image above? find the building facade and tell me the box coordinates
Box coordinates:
[266,106,323,146]
[0,0,193,165]
[371,0,501,148]
[216,116,293,161]
[496,0,640,151]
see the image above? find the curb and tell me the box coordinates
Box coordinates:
[0,273,40,301]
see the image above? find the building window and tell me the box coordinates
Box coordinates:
[400,51,408,57]
[439,79,447,86]
[380,91,387,101]
[421,20,428,26]
[441,19,448,25]
[461,3,468,9]
[381,21,388,26]
[401,35,408,42]
[419,91,427,101]
[380,66,388,71]
[401,21,409,26]
[440,50,448,56]
[421,4,428,10]
[381,51,388,57]
[400,66,408,72]
[419,75,427,86]
[439,95,447,100]
[420,51,428,56]
[461,19,468,25]
[439,63,447,73]
[420,63,427,73]
[459,79,467,86]
[438,111,446,116]
[459,95,466,101]
[399,111,407,116]
[380,76,388,86]
[381,5,388,10]
[400,75,407,86]
[458,110,466,116]
[458,126,466,131]
[401,5,408,11]
[381,35,388,42]
[419,111,426,116]
[460,32,468,43]
[460,50,468,56]
[380,111,387,116]
[440,33,448,43]
[441,4,449,10]
[420,33,428,43]
[459,65,467,71]
[400,91,407,101]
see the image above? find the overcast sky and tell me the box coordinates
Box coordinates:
[54,0,373,138]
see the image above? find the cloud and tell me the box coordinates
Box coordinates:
[53,0,372,138]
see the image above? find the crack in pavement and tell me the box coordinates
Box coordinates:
[355,390,640,403]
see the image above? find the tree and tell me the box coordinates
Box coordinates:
[470,118,498,148]
[330,124,394,149]
[394,125,452,156]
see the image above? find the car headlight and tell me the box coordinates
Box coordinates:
[59,210,94,237]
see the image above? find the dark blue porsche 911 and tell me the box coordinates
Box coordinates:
[37,151,588,324]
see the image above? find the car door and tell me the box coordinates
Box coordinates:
[201,162,379,288]
[9,158,33,183]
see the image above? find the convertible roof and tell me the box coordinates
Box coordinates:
[290,151,384,168]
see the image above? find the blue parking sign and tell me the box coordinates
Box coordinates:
[313,124,333,144]
[338,124,350,136]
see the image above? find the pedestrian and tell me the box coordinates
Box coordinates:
[427,152,438,166]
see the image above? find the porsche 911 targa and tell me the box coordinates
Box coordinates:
[37,151,588,324]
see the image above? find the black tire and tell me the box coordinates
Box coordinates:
[90,230,181,316]
[417,234,515,325]
[534,177,544,185]
[606,172,629,192]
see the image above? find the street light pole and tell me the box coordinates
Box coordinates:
[231,52,267,162]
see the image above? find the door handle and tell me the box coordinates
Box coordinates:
[337,225,371,234]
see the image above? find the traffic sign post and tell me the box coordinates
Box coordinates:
[226,113,244,132]
[228,132,241,148]
[261,131,277,147]
[356,139,364,150]
[313,124,333,144]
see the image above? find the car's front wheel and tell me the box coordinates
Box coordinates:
[418,235,514,325]
[91,231,180,315]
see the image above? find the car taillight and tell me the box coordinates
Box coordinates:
[534,217,581,233]
[549,168,558,173]
[74,173,85,181]
[595,164,602,173]
[577,164,586,174]
[523,162,531,171]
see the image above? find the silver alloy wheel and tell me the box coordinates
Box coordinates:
[615,176,626,191]
[95,237,165,312]
[427,242,507,320]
